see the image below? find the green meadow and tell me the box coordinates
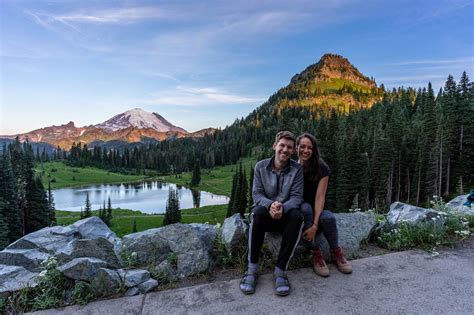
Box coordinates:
[56,204,228,238]
[35,161,147,189]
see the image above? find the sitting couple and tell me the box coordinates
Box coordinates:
[240,131,352,296]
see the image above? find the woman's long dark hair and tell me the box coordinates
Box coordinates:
[296,133,328,182]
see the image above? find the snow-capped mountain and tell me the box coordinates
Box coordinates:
[95,108,187,133]
[0,108,214,149]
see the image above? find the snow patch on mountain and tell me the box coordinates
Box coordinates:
[95,108,187,133]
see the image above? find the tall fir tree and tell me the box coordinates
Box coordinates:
[106,197,113,226]
[190,159,201,186]
[47,181,56,225]
[83,193,92,218]
[163,187,181,225]
[0,201,10,249]
[0,148,22,242]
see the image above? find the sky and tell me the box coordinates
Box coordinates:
[1,0,473,135]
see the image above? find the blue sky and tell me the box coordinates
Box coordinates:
[1,0,473,134]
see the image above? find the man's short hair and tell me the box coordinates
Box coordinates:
[274,130,296,145]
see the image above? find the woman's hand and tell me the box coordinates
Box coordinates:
[303,224,318,241]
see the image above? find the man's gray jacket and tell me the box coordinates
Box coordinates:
[252,156,304,214]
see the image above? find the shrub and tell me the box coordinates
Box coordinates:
[376,197,472,252]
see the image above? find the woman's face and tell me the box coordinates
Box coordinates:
[297,137,313,162]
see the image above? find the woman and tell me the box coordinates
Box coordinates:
[296,133,352,277]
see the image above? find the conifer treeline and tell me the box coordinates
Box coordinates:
[0,140,56,249]
[59,72,473,211]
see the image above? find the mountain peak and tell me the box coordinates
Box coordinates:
[95,108,187,133]
[291,53,376,89]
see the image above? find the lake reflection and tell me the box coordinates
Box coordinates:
[53,181,229,214]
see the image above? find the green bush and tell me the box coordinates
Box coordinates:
[72,282,95,305]
[376,197,472,252]
[5,257,67,313]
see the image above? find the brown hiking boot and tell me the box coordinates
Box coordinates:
[311,248,330,277]
[330,247,352,274]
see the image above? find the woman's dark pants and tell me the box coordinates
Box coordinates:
[300,202,339,250]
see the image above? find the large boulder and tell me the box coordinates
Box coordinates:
[188,223,218,252]
[0,265,38,297]
[263,212,377,259]
[0,249,50,272]
[58,257,107,281]
[121,228,171,265]
[122,223,214,278]
[59,237,122,268]
[387,202,441,225]
[72,217,122,254]
[316,212,377,257]
[157,224,212,278]
[221,214,248,254]
[446,195,474,216]
[6,226,77,257]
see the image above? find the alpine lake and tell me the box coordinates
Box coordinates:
[53,180,229,214]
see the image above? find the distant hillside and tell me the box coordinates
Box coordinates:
[257,53,383,117]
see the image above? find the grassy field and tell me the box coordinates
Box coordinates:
[56,204,227,237]
[35,161,147,189]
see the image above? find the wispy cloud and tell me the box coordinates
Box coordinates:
[386,57,474,67]
[378,74,447,83]
[138,86,265,107]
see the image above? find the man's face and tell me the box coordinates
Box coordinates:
[273,138,295,163]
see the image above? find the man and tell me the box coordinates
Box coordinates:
[240,131,304,296]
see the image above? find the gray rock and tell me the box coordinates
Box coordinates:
[65,237,122,268]
[0,265,38,297]
[91,268,122,297]
[316,212,377,258]
[137,278,158,293]
[7,226,76,256]
[387,202,441,225]
[157,224,211,278]
[58,257,107,281]
[72,216,122,254]
[126,287,140,296]
[51,225,79,237]
[153,260,178,283]
[263,212,377,259]
[221,214,248,254]
[121,228,171,265]
[123,269,150,287]
[0,248,50,272]
[122,223,213,278]
[446,195,474,216]
[188,223,218,252]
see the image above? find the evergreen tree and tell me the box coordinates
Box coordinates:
[163,187,181,225]
[0,148,22,242]
[0,200,10,250]
[25,177,50,233]
[191,159,201,186]
[106,197,113,226]
[227,170,238,217]
[83,193,92,218]
[47,181,56,225]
